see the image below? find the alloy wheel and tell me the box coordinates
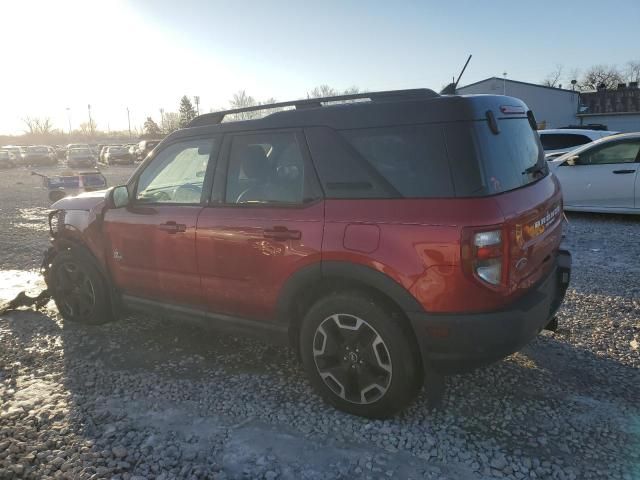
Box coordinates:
[313,313,393,404]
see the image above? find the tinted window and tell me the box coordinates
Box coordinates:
[340,125,454,198]
[539,133,591,151]
[469,118,547,195]
[579,141,640,165]
[225,132,307,204]
[137,139,216,204]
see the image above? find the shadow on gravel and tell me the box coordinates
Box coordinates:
[2,296,638,478]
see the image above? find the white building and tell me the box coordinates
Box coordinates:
[457,77,580,129]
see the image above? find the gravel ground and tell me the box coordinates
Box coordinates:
[0,164,639,480]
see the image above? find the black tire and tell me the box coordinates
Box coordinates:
[46,250,113,325]
[300,291,423,418]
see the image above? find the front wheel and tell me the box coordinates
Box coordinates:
[46,250,114,324]
[300,292,423,418]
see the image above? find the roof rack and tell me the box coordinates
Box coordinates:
[188,88,438,127]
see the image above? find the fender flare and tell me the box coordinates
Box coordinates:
[275,260,424,326]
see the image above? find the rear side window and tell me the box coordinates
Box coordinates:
[539,133,591,151]
[305,125,453,199]
[341,125,454,198]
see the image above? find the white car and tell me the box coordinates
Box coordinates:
[548,133,640,214]
[539,129,617,160]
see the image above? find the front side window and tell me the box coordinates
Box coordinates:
[225,132,306,204]
[136,138,216,204]
[579,141,640,165]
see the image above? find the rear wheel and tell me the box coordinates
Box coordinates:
[47,250,113,324]
[300,291,422,418]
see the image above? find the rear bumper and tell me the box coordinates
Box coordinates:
[408,249,571,374]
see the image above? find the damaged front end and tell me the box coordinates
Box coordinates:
[1,190,110,316]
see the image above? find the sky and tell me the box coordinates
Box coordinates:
[1,0,639,135]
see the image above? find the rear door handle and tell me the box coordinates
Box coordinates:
[612,169,636,174]
[158,221,187,234]
[264,226,301,241]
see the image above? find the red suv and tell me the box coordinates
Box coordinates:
[43,89,571,418]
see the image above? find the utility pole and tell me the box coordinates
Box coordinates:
[160,108,165,133]
[194,96,200,116]
[87,104,93,137]
[502,72,507,95]
[126,107,132,139]
[65,107,72,136]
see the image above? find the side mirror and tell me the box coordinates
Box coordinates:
[109,185,130,209]
[565,155,579,166]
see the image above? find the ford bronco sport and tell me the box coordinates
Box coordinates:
[43,89,571,418]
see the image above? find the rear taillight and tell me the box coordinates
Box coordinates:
[462,227,508,288]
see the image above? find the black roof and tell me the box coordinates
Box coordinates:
[166,89,529,141]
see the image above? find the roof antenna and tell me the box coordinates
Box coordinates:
[440,54,472,95]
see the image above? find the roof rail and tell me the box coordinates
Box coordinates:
[188,88,438,127]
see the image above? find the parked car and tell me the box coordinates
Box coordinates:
[33,170,107,202]
[55,146,67,160]
[98,146,110,163]
[548,132,639,214]
[0,150,15,168]
[136,139,160,161]
[104,146,133,165]
[128,144,139,160]
[66,148,96,168]
[539,128,617,160]
[1,146,23,165]
[66,143,90,151]
[43,90,571,418]
[22,145,57,166]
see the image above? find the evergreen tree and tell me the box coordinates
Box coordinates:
[179,96,197,128]
[143,117,161,136]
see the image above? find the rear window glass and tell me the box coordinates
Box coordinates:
[539,133,591,151]
[469,118,546,195]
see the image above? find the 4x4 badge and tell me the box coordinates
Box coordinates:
[113,249,123,262]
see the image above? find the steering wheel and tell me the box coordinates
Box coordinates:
[173,184,202,203]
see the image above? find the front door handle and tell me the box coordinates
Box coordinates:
[612,169,636,174]
[264,226,301,241]
[158,221,187,234]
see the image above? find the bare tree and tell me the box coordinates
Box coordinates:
[307,85,339,98]
[541,65,564,87]
[22,116,54,135]
[22,117,37,135]
[579,65,624,91]
[625,61,640,84]
[163,112,180,133]
[228,90,259,120]
[35,117,53,135]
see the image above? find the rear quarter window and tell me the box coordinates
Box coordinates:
[304,125,454,199]
[340,125,454,198]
